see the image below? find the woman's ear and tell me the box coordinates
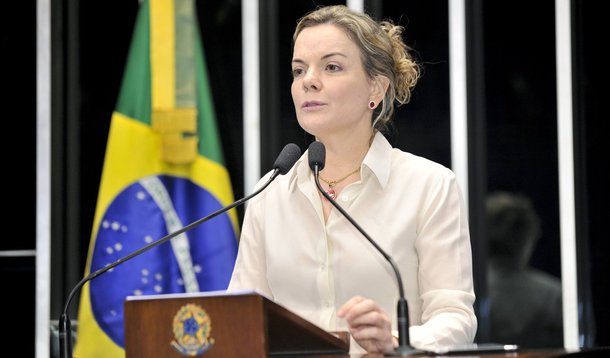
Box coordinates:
[370,75,390,104]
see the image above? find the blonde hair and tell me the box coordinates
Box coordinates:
[293,5,420,133]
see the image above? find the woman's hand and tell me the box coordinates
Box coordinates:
[337,296,397,353]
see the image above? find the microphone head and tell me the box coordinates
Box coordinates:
[273,143,302,175]
[307,141,326,171]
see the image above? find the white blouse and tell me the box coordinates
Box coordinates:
[228,133,477,352]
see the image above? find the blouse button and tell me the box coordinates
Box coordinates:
[340,193,349,201]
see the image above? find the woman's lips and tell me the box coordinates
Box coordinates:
[302,101,326,111]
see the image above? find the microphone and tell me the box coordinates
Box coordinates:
[307,141,419,356]
[59,143,302,358]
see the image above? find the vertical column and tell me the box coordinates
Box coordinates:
[259,0,281,173]
[242,0,260,194]
[347,0,364,11]
[36,0,51,356]
[555,0,579,349]
[461,0,489,341]
[449,0,469,211]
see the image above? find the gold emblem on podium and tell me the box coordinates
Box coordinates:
[171,303,214,356]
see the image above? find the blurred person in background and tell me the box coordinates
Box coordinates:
[486,191,562,348]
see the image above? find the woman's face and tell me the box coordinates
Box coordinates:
[291,24,374,139]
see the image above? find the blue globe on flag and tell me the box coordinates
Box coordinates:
[89,174,237,347]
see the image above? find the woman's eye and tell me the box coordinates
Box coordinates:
[326,64,341,72]
[292,68,304,77]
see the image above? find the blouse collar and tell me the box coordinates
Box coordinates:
[288,132,393,193]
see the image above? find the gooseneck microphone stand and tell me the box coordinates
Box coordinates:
[308,141,420,356]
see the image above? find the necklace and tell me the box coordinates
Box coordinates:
[319,167,360,200]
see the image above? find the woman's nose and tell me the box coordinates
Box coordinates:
[303,70,321,91]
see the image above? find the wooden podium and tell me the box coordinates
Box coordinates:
[124,290,350,357]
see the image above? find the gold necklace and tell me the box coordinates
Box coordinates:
[319,167,360,200]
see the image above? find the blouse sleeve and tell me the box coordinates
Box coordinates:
[410,169,478,350]
[227,191,274,298]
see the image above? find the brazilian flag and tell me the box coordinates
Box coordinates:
[74,0,238,356]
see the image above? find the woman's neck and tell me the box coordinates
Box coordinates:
[317,131,374,178]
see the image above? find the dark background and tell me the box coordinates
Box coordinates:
[2,0,606,355]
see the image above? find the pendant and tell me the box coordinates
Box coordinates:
[326,188,337,200]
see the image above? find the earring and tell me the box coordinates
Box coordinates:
[369,101,375,109]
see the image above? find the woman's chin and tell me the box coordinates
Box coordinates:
[296,119,329,138]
